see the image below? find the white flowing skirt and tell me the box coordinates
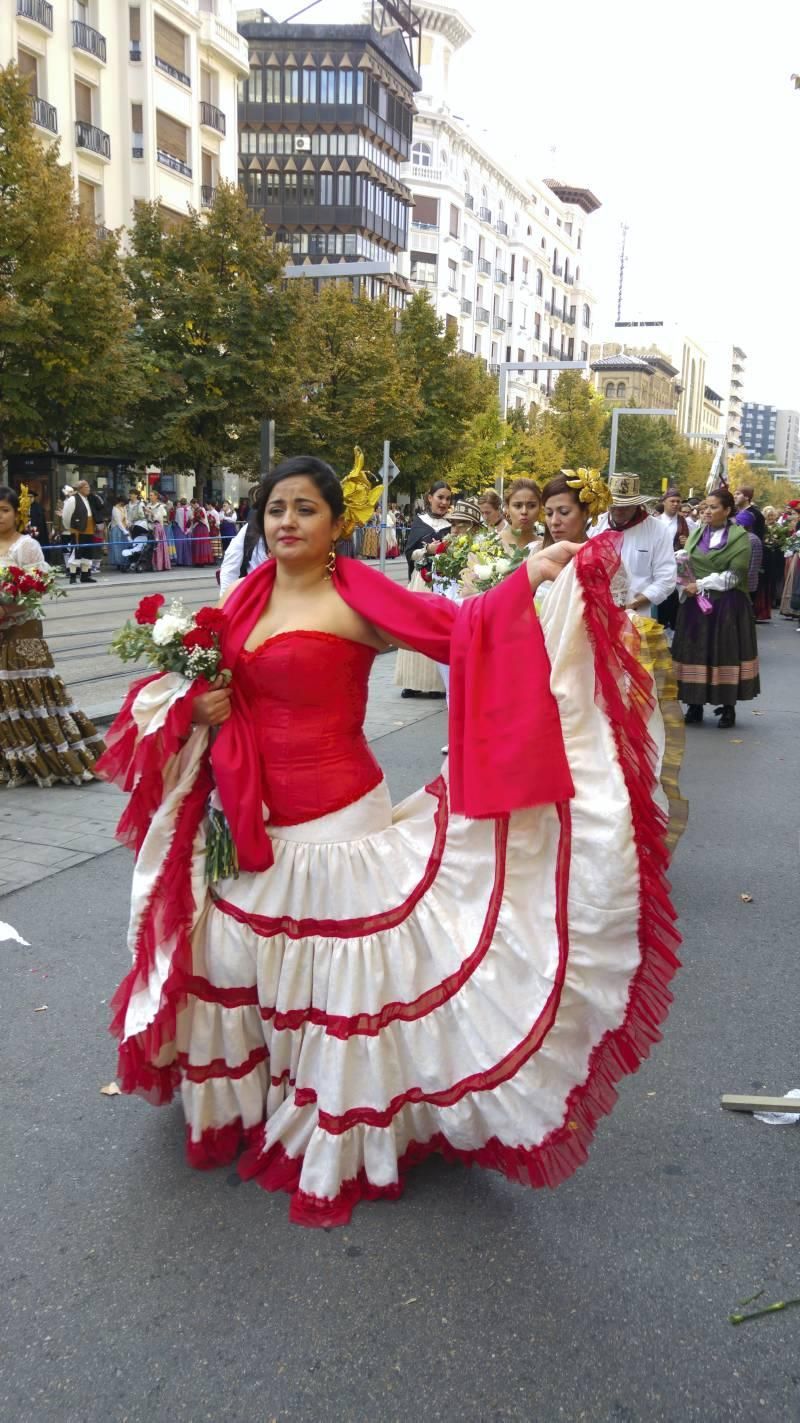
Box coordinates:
[114,561,679,1227]
[393,571,446,694]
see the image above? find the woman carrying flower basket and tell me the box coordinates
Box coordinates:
[0,487,104,786]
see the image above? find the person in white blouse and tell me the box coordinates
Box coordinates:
[589,473,677,611]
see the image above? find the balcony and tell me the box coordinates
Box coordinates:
[130,43,142,61]
[16,0,52,30]
[479,206,492,224]
[157,147,192,178]
[492,315,507,332]
[494,268,507,285]
[199,100,226,135]
[75,120,111,160]
[72,19,106,61]
[29,95,57,133]
[461,245,473,264]
[411,164,442,181]
[460,297,472,316]
[477,257,491,275]
[155,54,191,87]
[132,141,144,158]
[564,309,575,326]
[475,306,490,324]
[496,219,508,236]
[201,185,216,208]
[199,13,249,74]
[464,193,474,210]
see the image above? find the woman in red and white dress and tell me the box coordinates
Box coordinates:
[100,457,680,1228]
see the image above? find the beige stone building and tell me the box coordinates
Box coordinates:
[590,346,679,411]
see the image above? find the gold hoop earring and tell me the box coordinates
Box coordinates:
[326,544,337,579]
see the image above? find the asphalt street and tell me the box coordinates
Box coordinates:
[1,617,798,1422]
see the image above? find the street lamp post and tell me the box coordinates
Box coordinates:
[607,407,677,478]
[496,359,588,420]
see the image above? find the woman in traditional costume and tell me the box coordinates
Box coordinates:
[220,503,238,552]
[148,490,171,572]
[0,488,104,786]
[191,506,215,567]
[108,499,130,571]
[169,499,192,568]
[394,482,453,699]
[673,488,759,729]
[99,456,680,1229]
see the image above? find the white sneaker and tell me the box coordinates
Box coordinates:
[441,745,449,755]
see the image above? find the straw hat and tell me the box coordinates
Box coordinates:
[449,498,482,526]
[607,473,656,508]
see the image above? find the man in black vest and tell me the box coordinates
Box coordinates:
[61,480,100,584]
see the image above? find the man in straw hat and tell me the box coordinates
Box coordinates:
[589,472,677,613]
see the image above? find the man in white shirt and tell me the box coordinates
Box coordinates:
[219,518,268,594]
[590,472,677,611]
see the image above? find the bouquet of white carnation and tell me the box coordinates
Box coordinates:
[110,594,228,682]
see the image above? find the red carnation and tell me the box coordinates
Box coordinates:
[420,567,432,584]
[135,593,165,625]
[182,626,215,651]
[194,606,226,632]
[432,541,449,555]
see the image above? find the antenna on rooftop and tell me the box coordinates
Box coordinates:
[616,223,629,324]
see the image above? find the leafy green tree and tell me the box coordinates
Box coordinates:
[280,282,420,475]
[605,411,689,495]
[392,292,498,492]
[0,64,139,463]
[544,370,608,469]
[445,405,513,494]
[125,184,297,479]
[505,407,566,481]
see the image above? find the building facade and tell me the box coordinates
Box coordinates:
[401,4,600,411]
[236,7,421,305]
[700,386,724,443]
[589,347,679,411]
[726,346,747,451]
[741,402,800,479]
[2,0,248,230]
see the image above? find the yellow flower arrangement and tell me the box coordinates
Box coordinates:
[564,467,612,525]
[16,483,32,534]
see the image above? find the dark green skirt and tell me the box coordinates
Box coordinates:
[672,589,759,707]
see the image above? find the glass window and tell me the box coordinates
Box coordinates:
[284,68,298,103]
[283,171,297,201]
[301,67,316,102]
[319,173,333,204]
[356,71,364,104]
[337,173,351,205]
[449,203,459,238]
[264,68,280,103]
[301,171,315,203]
[338,69,353,104]
[412,141,432,167]
[320,69,335,104]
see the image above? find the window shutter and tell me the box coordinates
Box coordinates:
[413,194,438,226]
[154,16,186,74]
[156,110,188,161]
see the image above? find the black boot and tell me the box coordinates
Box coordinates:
[69,573,77,585]
[684,704,704,725]
[718,706,736,729]
[80,573,97,584]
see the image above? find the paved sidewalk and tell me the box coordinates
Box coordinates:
[0,649,445,896]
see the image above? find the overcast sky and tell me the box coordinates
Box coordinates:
[260,0,800,406]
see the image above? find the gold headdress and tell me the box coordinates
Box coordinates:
[339,447,383,539]
[564,467,612,525]
[17,483,32,533]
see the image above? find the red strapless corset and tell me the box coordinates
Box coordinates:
[235,630,383,826]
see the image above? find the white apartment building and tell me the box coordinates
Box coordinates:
[400,4,600,413]
[2,0,248,231]
[726,345,747,452]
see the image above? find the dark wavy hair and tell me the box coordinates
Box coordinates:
[254,456,345,527]
[539,473,583,547]
[707,487,735,517]
[425,480,452,506]
[505,478,541,505]
[0,486,19,511]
